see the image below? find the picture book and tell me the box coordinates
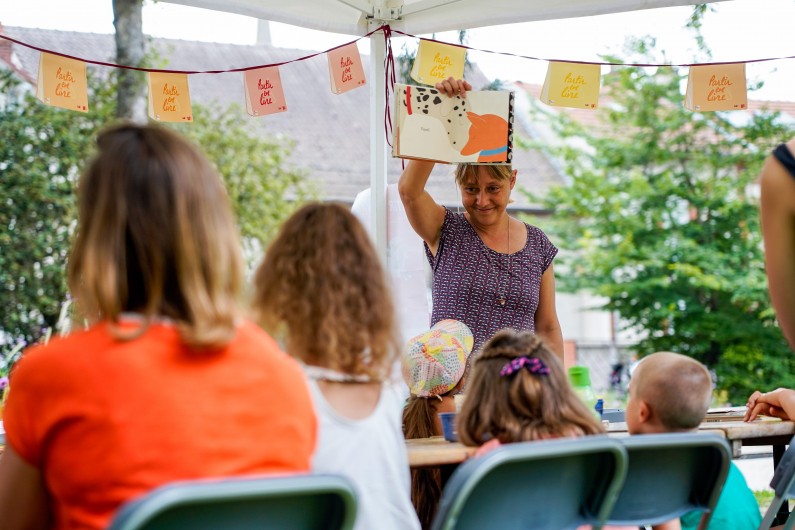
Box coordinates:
[36,52,89,113]
[684,63,747,112]
[392,83,514,164]
[540,61,601,109]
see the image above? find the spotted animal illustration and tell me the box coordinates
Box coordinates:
[399,85,510,162]
[400,85,471,149]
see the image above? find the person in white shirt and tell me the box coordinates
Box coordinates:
[252,202,421,530]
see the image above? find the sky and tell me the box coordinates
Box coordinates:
[2,0,795,101]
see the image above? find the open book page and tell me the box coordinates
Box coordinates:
[392,83,514,165]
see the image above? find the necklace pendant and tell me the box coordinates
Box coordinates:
[499,298,506,306]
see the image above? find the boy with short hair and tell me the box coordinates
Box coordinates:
[626,351,761,530]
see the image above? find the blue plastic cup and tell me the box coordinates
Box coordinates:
[439,412,458,442]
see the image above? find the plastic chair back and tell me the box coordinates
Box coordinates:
[431,436,628,530]
[759,435,795,530]
[606,433,731,530]
[106,474,357,530]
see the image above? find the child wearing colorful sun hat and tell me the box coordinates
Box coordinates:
[402,319,474,530]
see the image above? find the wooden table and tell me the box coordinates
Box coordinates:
[405,436,476,468]
[610,418,795,458]
[406,417,795,468]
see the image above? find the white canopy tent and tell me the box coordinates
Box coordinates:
[164,0,721,260]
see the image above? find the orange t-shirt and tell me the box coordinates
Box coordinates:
[4,319,317,530]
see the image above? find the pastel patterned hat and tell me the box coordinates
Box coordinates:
[403,320,474,397]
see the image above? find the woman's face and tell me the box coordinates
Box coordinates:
[459,167,516,226]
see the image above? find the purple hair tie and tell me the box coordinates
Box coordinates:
[500,356,550,377]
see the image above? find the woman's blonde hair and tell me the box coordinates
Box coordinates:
[454,163,513,186]
[458,330,603,446]
[67,123,244,349]
[253,202,398,380]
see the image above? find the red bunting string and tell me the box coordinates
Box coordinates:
[383,25,396,149]
[5,23,795,144]
[389,28,795,69]
[6,23,795,79]
[0,26,389,74]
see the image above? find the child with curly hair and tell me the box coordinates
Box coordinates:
[252,202,420,530]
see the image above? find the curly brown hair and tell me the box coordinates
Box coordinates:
[458,329,604,447]
[252,202,399,380]
[68,123,243,349]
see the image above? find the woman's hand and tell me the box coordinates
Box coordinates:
[434,77,472,99]
[744,388,795,421]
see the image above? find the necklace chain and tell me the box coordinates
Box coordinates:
[498,217,511,307]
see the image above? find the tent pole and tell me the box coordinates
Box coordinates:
[368,22,388,264]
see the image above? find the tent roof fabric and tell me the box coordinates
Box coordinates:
[163,0,720,36]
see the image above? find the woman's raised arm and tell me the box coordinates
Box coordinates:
[398,160,446,252]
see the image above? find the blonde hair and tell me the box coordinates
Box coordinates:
[68,123,244,349]
[458,330,603,446]
[632,352,712,430]
[252,202,398,380]
[454,163,513,187]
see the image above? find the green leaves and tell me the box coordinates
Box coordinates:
[521,37,795,403]
[0,70,312,349]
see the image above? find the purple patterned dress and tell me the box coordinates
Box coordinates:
[424,208,558,353]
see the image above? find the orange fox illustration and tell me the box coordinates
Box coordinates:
[460,112,510,163]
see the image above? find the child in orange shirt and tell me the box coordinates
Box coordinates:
[0,124,317,530]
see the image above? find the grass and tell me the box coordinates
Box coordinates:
[754,489,775,512]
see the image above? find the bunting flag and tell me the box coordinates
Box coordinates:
[36,52,89,113]
[327,42,366,94]
[244,66,287,116]
[147,72,193,122]
[410,39,466,86]
[2,27,783,123]
[540,61,601,109]
[684,63,748,111]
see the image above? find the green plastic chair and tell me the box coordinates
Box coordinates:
[431,436,628,530]
[759,435,795,530]
[106,474,358,530]
[605,432,731,530]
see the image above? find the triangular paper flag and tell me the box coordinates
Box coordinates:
[539,62,601,109]
[410,39,466,86]
[36,52,89,113]
[244,67,287,117]
[327,43,366,94]
[684,63,747,112]
[148,72,193,122]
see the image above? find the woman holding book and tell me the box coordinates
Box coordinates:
[398,77,563,358]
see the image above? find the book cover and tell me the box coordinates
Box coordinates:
[409,40,466,86]
[244,66,287,117]
[148,72,193,122]
[327,42,366,94]
[36,52,89,113]
[540,61,601,109]
[392,83,514,165]
[684,63,747,111]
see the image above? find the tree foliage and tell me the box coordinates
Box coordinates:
[0,70,311,349]
[523,37,795,403]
